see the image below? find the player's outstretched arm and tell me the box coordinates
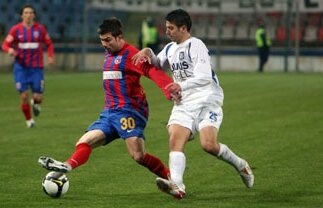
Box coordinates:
[2,34,17,56]
[132,48,154,65]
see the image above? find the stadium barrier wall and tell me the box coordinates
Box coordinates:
[1,51,323,72]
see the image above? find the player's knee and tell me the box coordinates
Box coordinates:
[20,93,29,103]
[201,141,220,155]
[201,144,213,154]
[33,98,42,104]
[132,152,145,164]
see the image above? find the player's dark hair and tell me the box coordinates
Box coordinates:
[165,9,192,31]
[97,17,123,37]
[20,4,36,16]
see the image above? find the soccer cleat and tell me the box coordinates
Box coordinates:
[26,118,35,128]
[38,156,72,173]
[239,161,254,188]
[47,171,65,179]
[156,177,186,199]
[31,99,41,117]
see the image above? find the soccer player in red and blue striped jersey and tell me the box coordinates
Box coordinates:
[38,18,179,186]
[2,4,54,128]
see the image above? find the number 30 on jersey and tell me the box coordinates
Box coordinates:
[120,117,136,130]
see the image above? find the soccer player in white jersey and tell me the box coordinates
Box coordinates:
[132,9,254,199]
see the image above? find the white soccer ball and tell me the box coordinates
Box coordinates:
[42,171,69,198]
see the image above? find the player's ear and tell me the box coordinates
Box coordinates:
[116,34,123,41]
[180,25,187,32]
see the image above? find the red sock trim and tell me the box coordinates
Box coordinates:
[140,153,170,179]
[21,103,32,120]
[66,143,92,169]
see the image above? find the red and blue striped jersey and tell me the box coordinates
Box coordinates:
[2,22,54,68]
[102,43,172,119]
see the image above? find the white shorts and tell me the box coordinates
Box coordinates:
[167,103,223,137]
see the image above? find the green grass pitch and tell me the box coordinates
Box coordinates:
[0,71,322,208]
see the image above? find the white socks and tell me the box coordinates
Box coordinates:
[168,144,244,189]
[169,151,186,190]
[217,143,245,171]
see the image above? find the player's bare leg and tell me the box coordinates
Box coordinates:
[200,126,254,188]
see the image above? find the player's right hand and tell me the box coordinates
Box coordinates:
[8,48,17,56]
[48,57,54,65]
[165,83,182,102]
[170,92,181,102]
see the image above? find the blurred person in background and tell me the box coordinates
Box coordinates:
[0,23,5,37]
[255,22,271,72]
[138,16,160,53]
[1,4,54,128]
[38,18,181,188]
[133,9,254,199]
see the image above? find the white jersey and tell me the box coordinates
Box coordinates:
[156,37,224,106]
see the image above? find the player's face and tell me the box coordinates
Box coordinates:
[99,33,121,53]
[21,7,35,24]
[165,21,188,44]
